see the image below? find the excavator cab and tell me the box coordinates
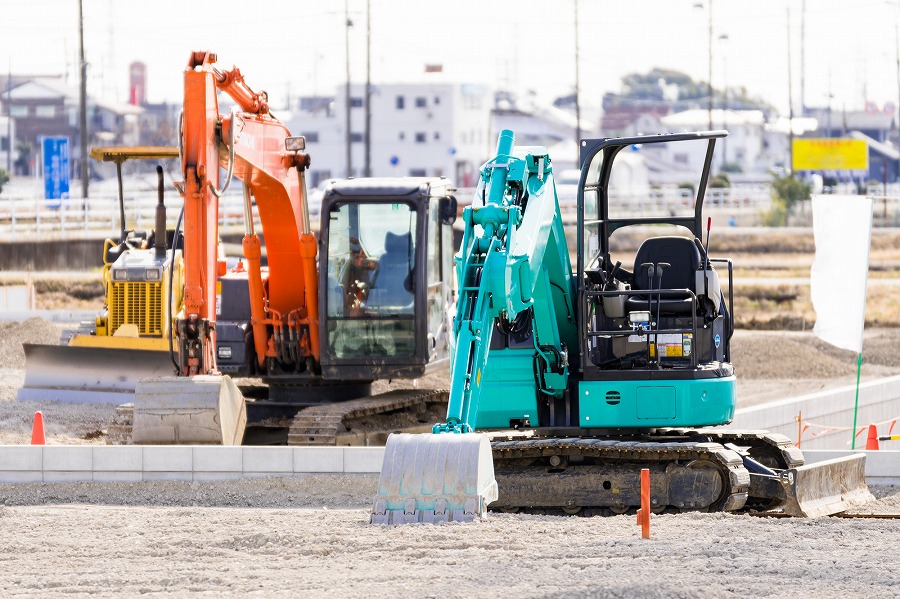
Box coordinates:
[576,132,736,428]
[318,178,457,380]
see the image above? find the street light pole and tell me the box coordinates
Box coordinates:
[344,0,353,178]
[707,0,713,131]
[364,0,371,177]
[787,5,795,175]
[78,0,89,199]
[574,0,582,146]
[5,60,11,174]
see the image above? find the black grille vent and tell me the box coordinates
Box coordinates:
[605,390,621,405]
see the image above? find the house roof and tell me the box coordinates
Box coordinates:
[661,108,765,127]
[3,77,142,115]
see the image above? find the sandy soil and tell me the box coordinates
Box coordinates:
[0,478,897,598]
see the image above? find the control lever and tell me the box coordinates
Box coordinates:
[653,262,670,366]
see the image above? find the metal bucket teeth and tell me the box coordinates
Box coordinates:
[371,433,498,525]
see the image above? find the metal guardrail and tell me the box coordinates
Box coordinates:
[0,192,258,241]
[3,185,898,240]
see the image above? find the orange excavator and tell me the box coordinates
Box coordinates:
[131,51,458,444]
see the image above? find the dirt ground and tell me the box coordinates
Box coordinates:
[0,478,897,598]
[1,318,899,597]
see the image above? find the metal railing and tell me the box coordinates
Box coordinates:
[0,191,258,241]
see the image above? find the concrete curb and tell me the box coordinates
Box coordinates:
[0,445,897,486]
[0,446,383,483]
[733,374,900,450]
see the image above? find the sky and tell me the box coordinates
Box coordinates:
[2,0,899,118]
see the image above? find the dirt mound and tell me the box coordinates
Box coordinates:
[733,334,857,379]
[0,318,61,369]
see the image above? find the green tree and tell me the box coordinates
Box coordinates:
[709,172,731,188]
[763,172,811,226]
[0,167,9,194]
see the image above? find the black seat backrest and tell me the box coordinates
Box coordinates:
[632,236,701,291]
[369,231,414,308]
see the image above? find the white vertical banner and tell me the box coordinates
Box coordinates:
[810,195,873,353]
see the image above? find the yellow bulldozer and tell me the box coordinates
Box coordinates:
[18,147,185,403]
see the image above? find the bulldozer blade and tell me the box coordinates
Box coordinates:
[371,433,499,525]
[750,453,874,518]
[132,375,247,445]
[18,343,176,403]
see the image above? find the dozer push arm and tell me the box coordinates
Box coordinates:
[437,130,578,433]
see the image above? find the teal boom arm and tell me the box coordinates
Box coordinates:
[435,130,578,434]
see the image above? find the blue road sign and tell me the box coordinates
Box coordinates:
[42,136,70,208]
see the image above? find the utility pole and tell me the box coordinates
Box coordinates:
[574,0,582,146]
[707,0,713,131]
[6,60,11,174]
[787,5,795,174]
[78,0,89,199]
[344,0,353,178]
[800,0,806,115]
[364,0,372,177]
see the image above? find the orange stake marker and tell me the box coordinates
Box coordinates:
[636,468,651,539]
[31,411,46,445]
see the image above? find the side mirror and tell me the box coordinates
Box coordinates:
[438,195,457,225]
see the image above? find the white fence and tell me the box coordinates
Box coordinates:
[0,191,257,241]
[3,183,899,240]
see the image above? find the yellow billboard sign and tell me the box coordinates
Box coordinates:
[792,138,868,171]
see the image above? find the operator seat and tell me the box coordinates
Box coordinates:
[625,236,701,316]
[367,231,414,312]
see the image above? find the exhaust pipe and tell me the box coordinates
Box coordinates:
[155,165,167,259]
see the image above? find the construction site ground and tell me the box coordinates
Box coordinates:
[2,225,899,597]
[0,317,899,597]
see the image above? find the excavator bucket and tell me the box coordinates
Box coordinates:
[132,375,247,445]
[752,453,874,517]
[371,433,499,524]
[17,343,176,403]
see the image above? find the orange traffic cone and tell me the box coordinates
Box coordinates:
[31,411,45,445]
[865,424,879,450]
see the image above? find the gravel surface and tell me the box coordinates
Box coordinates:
[0,478,897,598]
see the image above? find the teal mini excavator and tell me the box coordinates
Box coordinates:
[371,130,872,524]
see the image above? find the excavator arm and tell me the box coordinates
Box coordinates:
[373,130,578,522]
[439,130,577,433]
[178,50,316,376]
[133,51,316,445]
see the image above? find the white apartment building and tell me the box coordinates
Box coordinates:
[285,82,493,189]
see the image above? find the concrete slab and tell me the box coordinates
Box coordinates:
[93,471,142,483]
[193,472,245,482]
[44,446,92,471]
[0,446,42,471]
[243,447,293,473]
[0,471,43,483]
[93,446,143,471]
[142,471,194,482]
[344,447,385,473]
[194,447,242,473]
[142,447,192,472]
[294,447,344,473]
[43,471,94,483]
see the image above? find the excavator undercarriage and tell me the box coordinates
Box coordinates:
[489,429,870,518]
